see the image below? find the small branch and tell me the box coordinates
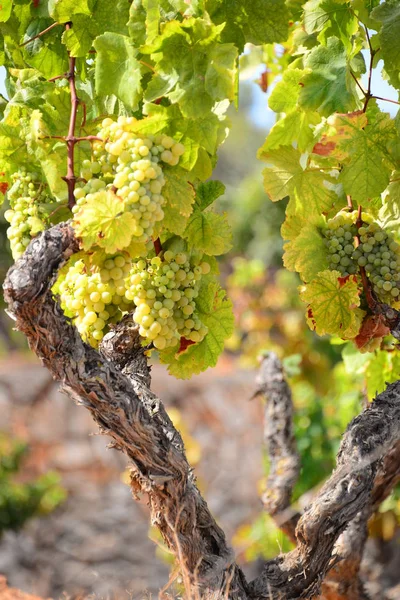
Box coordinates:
[19,21,60,47]
[350,71,367,97]
[372,95,400,107]
[254,353,301,541]
[48,73,68,82]
[363,27,375,113]
[347,194,354,210]
[64,22,79,210]
[153,237,162,256]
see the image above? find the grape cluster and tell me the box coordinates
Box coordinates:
[57,253,134,347]
[324,219,358,277]
[4,170,48,259]
[72,116,185,243]
[353,222,400,302]
[125,250,210,350]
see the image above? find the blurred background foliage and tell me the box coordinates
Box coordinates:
[0,52,399,564]
[0,434,66,535]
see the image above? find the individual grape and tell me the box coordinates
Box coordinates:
[73,116,185,245]
[125,250,209,349]
[5,170,51,259]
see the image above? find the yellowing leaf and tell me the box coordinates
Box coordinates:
[162,166,195,217]
[260,146,339,218]
[183,209,232,256]
[300,270,365,339]
[283,221,328,282]
[73,190,135,254]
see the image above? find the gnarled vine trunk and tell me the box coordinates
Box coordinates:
[4,223,400,599]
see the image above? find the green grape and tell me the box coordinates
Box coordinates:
[126,250,210,349]
[55,251,135,348]
[73,116,185,245]
[4,170,51,259]
[324,218,357,276]
[355,220,400,303]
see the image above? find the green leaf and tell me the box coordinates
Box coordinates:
[304,0,358,50]
[0,0,12,23]
[25,36,69,80]
[365,351,400,400]
[49,0,93,22]
[283,221,328,282]
[62,15,98,57]
[93,33,142,110]
[205,0,290,51]
[337,113,395,202]
[195,180,225,210]
[142,19,237,118]
[262,110,321,152]
[73,190,135,253]
[299,37,360,116]
[159,282,234,378]
[259,146,339,218]
[268,69,305,113]
[371,1,400,74]
[300,270,365,339]
[162,166,195,218]
[183,209,232,256]
[378,176,400,228]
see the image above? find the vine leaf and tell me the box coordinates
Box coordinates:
[337,113,395,202]
[0,0,12,23]
[205,0,290,51]
[261,110,321,152]
[299,37,360,116]
[283,221,328,282]
[183,209,232,256]
[94,33,143,109]
[304,0,358,50]
[268,68,305,113]
[162,166,195,218]
[159,282,234,378]
[142,18,237,118]
[300,270,365,338]
[49,0,93,21]
[73,190,135,253]
[259,145,339,218]
[195,180,225,210]
[371,1,400,74]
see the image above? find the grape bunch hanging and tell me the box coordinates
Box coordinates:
[4,170,50,259]
[324,214,400,304]
[73,116,185,242]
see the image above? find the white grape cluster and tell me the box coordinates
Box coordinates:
[4,170,48,259]
[57,253,134,347]
[324,219,358,277]
[324,215,400,303]
[72,116,185,242]
[353,222,400,302]
[125,251,210,350]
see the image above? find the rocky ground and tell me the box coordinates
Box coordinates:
[0,355,264,599]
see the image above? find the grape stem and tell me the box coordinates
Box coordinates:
[153,238,162,255]
[19,21,61,47]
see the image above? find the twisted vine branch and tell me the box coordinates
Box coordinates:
[4,224,400,600]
